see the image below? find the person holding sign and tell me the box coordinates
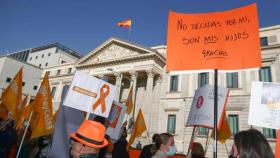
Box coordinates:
[229,129,274,158]
[69,120,108,158]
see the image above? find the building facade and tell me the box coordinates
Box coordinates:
[7,43,82,68]
[0,56,42,101]
[43,25,280,156]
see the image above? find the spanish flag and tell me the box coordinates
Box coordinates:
[211,112,232,144]
[275,130,280,158]
[117,19,132,28]
[30,73,54,139]
[125,86,133,115]
[128,109,147,148]
[1,67,22,117]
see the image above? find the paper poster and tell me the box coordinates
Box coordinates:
[186,85,229,128]
[248,81,280,129]
[107,101,122,128]
[167,3,261,71]
[63,71,117,118]
[106,101,127,140]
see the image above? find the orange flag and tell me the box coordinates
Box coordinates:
[30,73,54,139]
[1,68,22,117]
[15,95,28,124]
[117,19,132,28]
[275,130,280,158]
[128,109,147,148]
[125,86,133,115]
[211,113,232,144]
[0,103,9,119]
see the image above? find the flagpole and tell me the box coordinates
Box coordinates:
[16,110,34,158]
[128,22,132,41]
[204,129,210,156]
[213,69,218,158]
[204,128,211,155]
[187,126,196,156]
[224,142,230,157]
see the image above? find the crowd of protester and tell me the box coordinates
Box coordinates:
[0,115,276,158]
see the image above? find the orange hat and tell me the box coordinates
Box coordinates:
[71,120,108,148]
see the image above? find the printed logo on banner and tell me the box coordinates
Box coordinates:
[106,101,127,140]
[63,71,117,118]
[186,85,229,128]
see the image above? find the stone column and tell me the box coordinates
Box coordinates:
[114,73,122,101]
[152,76,162,133]
[129,71,138,119]
[145,69,154,132]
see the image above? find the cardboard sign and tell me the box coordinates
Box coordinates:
[167,3,261,71]
[186,85,229,128]
[106,101,127,140]
[248,82,280,129]
[63,71,117,118]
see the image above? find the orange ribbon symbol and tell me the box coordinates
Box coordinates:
[92,84,110,113]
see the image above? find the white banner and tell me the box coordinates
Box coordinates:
[63,71,117,118]
[186,85,229,128]
[248,81,280,129]
[106,101,127,140]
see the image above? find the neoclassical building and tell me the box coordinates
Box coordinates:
[43,25,280,156]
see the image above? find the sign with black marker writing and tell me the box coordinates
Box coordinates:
[167,3,261,71]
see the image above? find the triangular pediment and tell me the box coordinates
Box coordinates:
[77,37,157,65]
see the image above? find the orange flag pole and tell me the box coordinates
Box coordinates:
[16,110,34,158]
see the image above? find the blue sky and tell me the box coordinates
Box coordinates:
[0,0,279,55]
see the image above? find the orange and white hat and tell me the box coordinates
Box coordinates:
[71,120,108,148]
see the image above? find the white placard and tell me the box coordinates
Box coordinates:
[106,101,127,140]
[186,85,229,128]
[248,81,280,129]
[63,71,117,118]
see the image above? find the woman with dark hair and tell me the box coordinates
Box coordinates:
[151,133,177,158]
[230,129,274,158]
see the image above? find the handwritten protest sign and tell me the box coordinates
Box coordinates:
[106,101,127,140]
[248,81,280,130]
[186,85,229,128]
[63,71,117,118]
[167,3,261,71]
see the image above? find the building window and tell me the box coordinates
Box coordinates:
[29,57,32,61]
[56,70,61,75]
[22,82,25,87]
[48,53,51,56]
[259,67,272,82]
[169,75,178,92]
[51,87,57,98]
[39,64,41,68]
[67,68,72,74]
[226,72,238,88]
[198,72,209,88]
[61,85,70,102]
[198,127,209,135]
[61,60,66,64]
[6,77,11,82]
[42,54,44,58]
[33,86,38,90]
[35,56,38,59]
[263,128,276,138]
[228,115,239,134]
[260,37,268,46]
[45,63,48,67]
[167,115,176,134]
